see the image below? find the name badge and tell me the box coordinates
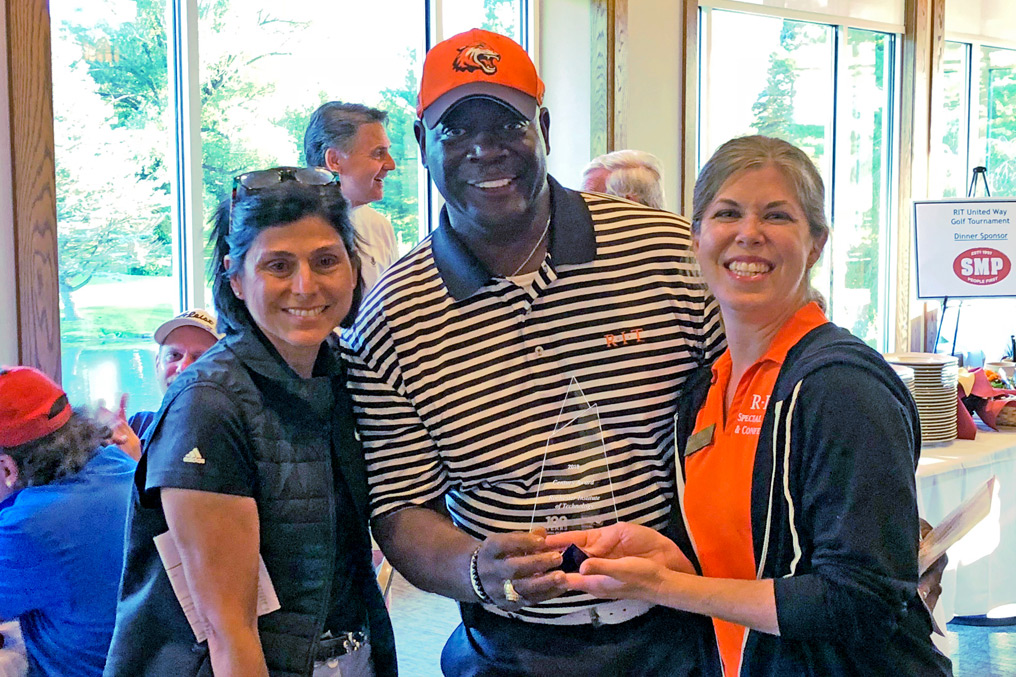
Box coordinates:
[685,423,715,458]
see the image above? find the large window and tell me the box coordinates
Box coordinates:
[936,42,1016,199]
[442,0,524,42]
[195,0,428,288]
[976,46,1016,197]
[52,0,527,412]
[930,38,1016,362]
[699,7,896,349]
[931,41,969,199]
[51,0,174,413]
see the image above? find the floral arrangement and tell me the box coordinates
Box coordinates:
[959,368,1016,430]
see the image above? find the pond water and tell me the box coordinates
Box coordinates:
[61,343,165,415]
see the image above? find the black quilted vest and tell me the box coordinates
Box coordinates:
[104,327,396,677]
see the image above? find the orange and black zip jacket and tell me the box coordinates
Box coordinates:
[668,322,953,677]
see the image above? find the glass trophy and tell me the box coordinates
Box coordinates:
[529,377,619,534]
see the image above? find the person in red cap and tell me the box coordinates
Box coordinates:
[343,28,723,676]
[0,366,136,677]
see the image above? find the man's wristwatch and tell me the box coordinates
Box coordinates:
[469,544,493,604]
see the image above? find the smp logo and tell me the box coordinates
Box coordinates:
[953,248,1012,286]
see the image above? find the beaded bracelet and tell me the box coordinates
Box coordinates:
[469,545,493,604]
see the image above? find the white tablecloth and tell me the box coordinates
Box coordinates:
[917,424,1016,621]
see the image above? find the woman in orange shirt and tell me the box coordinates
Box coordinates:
[548,136,951,676]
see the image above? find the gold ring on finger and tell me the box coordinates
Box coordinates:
[503,578,521,603]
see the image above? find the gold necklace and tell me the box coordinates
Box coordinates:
[510,215,552,276]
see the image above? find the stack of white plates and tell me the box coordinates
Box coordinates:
[884,353,958,444]
[891,364,915,391]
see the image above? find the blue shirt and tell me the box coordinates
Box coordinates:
[0,446,136,676]
[127,411,156,442]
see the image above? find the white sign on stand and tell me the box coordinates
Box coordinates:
[914,198,1016,298]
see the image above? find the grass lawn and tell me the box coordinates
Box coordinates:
[61,303,174,345]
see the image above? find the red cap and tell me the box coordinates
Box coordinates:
[417,28,545,128]
[0,367,72,448]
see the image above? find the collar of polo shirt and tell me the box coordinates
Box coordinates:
[431,176,597,301]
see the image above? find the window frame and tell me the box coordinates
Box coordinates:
[12,0,530,384]
[696,3,902,351]
[12,0,949,375]
[5,0,62,377]
[170,0,205,312]
[944,36,1016,196]
[699,0,903,37]
[165,0,532,315]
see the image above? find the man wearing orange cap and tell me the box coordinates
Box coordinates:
[343,28,723,675]
[0,367,136,676]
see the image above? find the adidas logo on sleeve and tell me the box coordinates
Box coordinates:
[182,448,206,465]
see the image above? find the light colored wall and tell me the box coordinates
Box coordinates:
[625,0,685,214]
[538,0,686,208]
[538,0,593,189]
[0,0,19,366]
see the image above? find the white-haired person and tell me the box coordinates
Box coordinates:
[550,136,952,676]
[581,149,667,209]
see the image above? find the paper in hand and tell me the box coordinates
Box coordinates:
[919,476,996,575]
[154,531,281,642]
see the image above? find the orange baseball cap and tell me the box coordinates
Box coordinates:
[418,28,545,128]
[0,366,72,448]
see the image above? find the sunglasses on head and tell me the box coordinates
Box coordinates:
[229,166,340,231]
[234,166,339,191]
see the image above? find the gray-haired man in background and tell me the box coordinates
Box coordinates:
[581,149,667,210]
[304,101,399,292]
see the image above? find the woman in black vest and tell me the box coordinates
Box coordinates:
[105,168,396,677]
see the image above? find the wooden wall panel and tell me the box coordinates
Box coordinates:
[678,0,698,215]
[612,0,627,151]
[590,0,609,157]
[590,0,628,158]
[897,0,944,352]
[5,0,60,379]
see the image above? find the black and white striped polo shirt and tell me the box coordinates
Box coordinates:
[343,177,725,620]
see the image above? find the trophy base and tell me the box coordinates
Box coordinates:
[554,544,590,573]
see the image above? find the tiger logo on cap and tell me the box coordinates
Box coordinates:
[453,43,500,75]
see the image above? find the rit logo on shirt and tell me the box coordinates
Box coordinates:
[604,328,644,348]
[734,395,769,436]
